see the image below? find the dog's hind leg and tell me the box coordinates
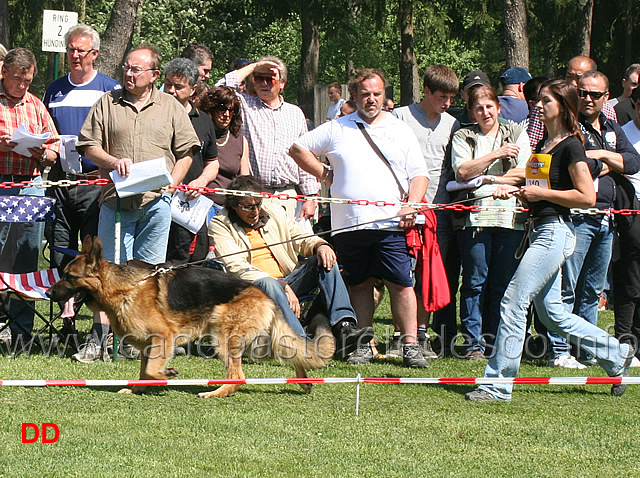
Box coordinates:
[199,334,245,398]
[294,364,312,394]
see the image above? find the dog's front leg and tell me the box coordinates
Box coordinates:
[118,354,150,395]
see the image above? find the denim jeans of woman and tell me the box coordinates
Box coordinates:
[457,227,523,354]
[478,221,630,400]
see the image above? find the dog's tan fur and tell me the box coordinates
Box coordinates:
[47,237,335,398]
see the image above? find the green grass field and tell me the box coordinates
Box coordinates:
[1,299,639,477]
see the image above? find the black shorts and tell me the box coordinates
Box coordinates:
[333,229,413,287]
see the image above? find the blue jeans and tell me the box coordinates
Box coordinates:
[457,227,523,353]
[253,256,356,338]
[562,214,614,325]
[478,221,629,400]
[0,176,45,336]
[98,194,171,264]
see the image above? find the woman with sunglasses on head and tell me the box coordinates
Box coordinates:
[199,86,250,209]
[466,79,634,401]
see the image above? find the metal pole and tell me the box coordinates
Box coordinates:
[113,196,121,362]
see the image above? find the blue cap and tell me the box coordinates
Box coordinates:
[500,67,532,85]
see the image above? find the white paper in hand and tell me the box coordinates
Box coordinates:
[109,157,172,198]
[59,135,82,174]
[170,190,214,234]
[10,124,51,158]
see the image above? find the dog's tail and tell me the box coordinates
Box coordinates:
[269,306,335,369]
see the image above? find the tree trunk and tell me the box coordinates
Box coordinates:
[79,0,87,23]
[577,0,594,56]
[298,2,320,122]
[398,0,419,106]
[95,0,144,79]
[503,0,529,69]
[0,0,10,49]
[624,0,634,67]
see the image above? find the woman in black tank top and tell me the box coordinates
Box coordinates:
[466,80,633,401]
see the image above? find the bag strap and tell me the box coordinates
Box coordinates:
[357,122,407,198]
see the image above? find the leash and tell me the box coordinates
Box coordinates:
[142,191,502,279]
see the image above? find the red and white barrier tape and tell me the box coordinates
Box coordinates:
[0,376,638,387]
[2,179,637,215]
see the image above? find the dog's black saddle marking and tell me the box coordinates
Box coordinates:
[167,267,253,311]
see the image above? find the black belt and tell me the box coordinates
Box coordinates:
[64,171,100,181]
[0,174,39,182]
[265,184,295,191]
[530,215,571,228]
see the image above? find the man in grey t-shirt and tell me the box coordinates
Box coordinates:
[392,64,460,358]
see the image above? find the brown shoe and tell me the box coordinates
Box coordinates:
[465,350,487,360]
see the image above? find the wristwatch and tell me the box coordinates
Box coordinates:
[321,164,333,182]
[489,175,496,184]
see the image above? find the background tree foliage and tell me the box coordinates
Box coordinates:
[2,0,639,107]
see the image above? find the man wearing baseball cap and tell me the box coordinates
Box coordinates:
[498,66,532,124]
[457,71,491,125]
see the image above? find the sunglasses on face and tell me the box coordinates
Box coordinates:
[238,202,262,212]
[214,105,235,113]
[578,89,607,100]
[253,74,278,85]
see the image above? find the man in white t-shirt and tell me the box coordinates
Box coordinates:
[326,82,346,121]
[289,68,430,368]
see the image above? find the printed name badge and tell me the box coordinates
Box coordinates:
[526,153,552,189]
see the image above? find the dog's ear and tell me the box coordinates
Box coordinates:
[81,235,103,268]
[87,236,103,265]
[81,235,93,253]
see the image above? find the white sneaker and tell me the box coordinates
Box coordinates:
[630,356,640,368]
[547,354,587,369]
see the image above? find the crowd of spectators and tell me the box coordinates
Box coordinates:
[1,27,640,398]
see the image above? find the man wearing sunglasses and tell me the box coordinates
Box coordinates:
[209,175,373,359]
[215,57,318,220]
[560,70,640,365]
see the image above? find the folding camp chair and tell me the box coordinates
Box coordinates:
[0,269,80,354]
[0,194,79,355]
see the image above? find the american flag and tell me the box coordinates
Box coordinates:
[0,269,60,300]
[0,195,56,223]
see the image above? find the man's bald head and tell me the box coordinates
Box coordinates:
[566,56,598,87]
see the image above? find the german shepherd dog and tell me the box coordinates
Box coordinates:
[47,236,335,398]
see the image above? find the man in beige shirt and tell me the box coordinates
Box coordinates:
[75,44,200,363]
[78,44,200,266]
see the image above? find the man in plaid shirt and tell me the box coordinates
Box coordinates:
[0,48,59,346]
[216,57,319,219]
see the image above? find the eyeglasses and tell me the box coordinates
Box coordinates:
[253,75,278,85]
[66,47,95,56]
[238,202,262,212]
[578,89,607,100]
[121,65,157,75]
[214,105,235,113]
